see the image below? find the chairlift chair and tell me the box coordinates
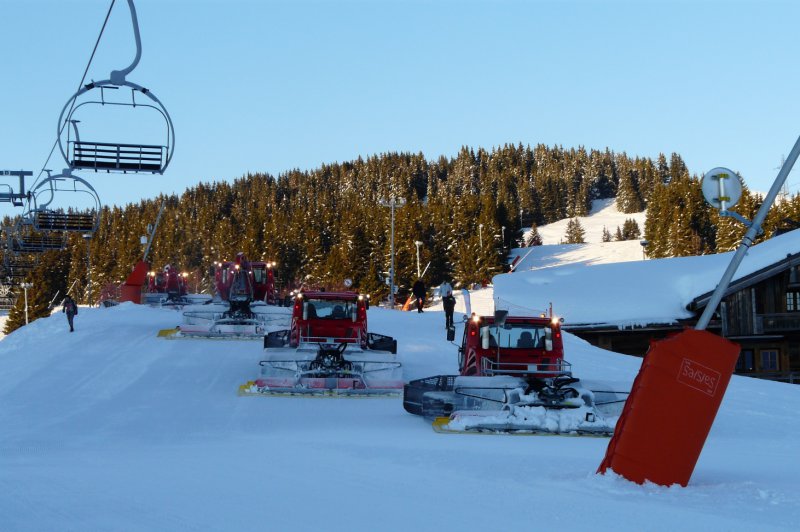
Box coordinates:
[4,219,66,254]
[56,0,174,175]
[4,256,36,278]
[26,170,101,234]
[10,231,66,253]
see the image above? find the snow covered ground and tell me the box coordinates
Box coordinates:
[509,198,648,270]
[1,303,799,531]
[537,198,648,247]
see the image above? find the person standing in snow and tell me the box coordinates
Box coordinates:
[440,280,455,329]
[62,295,78,332]
[412,279,426,313]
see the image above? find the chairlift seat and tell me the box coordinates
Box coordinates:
[70,141,165,173]
[14,234,65,252]
[7,262,35,276]
[34,211,96,232]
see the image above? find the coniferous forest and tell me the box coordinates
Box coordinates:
[5,143,800,334]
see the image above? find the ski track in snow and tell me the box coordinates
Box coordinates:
[1,303,799,531]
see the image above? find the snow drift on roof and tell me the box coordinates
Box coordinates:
[494,228,800,327]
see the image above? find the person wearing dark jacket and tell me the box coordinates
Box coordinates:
[62,295,78,332]
[442,289,456,329]
[412,279,426,313]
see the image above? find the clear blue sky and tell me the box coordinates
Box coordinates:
[2,0,800,217]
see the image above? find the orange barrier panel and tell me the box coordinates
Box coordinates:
[119,261,150,304]
[597,328,740,487]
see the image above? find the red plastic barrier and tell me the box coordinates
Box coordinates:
[119,261,151,304]
[597,329,740,487]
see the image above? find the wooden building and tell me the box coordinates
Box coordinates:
[689,251,800,382]
[567,251,800,383]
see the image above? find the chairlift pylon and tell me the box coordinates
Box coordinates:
[57,0,175,175]
[0,170,32,207]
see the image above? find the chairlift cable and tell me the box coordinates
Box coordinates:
[30,0,117,193]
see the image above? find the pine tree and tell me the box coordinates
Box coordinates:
[4,250,70,335]
[621,218,641,240]
[525,225,543,246]
[601,226,612,242]
[616,168,644,213]
[564,218,586,244]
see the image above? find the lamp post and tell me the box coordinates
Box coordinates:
[20,282,32,325]
[414,241,422,278]
[640,240,649,260]
[82,233,92,306]
[379,197,406,308]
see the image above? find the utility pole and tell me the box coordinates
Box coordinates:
[83,233,92,306]
[775,155,792,201]
[414,241,422,278]
[379,197,406,308]
[20,282,32,324]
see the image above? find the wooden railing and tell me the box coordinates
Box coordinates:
[755,313,800,334]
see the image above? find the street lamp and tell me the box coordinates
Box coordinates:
[379,197,406,308]
[414,241,423,278]
[20,282,32,325]
[82,233,92,306]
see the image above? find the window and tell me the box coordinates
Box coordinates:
[787,292,800,312]
[736,349,755,372]
[491,323,547,349]
[760,349,779,371]
[307,299,354,319]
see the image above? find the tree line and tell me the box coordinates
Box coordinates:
[4,143,800,333]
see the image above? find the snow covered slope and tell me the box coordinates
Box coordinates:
[510,198,647,270]
[537,198,648,246]
[1,303,799,531]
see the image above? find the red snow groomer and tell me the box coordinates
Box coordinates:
[238,290,402,397]
[174,253,289,338]
[214,256,278,306]
[403,309,623,435]
[143,265,189,305]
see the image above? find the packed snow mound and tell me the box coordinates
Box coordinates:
[1,303,800,530]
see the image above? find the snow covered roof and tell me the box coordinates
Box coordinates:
[494,229,800,328]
